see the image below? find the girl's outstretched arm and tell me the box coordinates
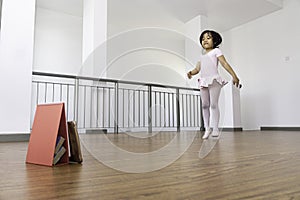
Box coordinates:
[218,55,240,87]
[187,61,201,79]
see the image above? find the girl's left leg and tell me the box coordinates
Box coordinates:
[209,80,222,136]
[200,87,211,139]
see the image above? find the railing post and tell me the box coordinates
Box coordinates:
[148,85,152,133]
[176,88,180,132]
[114,82,119,134]
[74,78,79,123]
[199,96,205,131]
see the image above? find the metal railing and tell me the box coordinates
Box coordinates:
[31,71,204,133]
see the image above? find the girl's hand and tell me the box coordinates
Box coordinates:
[233,77,240,88]
[187,71,192,79]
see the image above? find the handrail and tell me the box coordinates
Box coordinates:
[32,71,200,91]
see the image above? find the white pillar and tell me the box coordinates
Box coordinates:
[0,0,36,134]
[184,16,209,88]
[221,82,242,130]
[81,0,107,78]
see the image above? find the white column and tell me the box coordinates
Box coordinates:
[184,16,209,88]
[221,82,242,130]
[0,0,36,134]
[81,0,107,78]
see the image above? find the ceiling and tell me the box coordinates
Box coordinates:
[156,0,283,31]
[37,0,83,17]
[36,0,283,31]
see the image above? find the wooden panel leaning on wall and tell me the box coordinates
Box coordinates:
[67,121,83,164]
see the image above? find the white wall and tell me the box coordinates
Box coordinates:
[106,0,187,87]
[81,0,107,78]
[222,0,300,130]
[33,7,82,75]
[106,28,187,87]
[0,0,36,134]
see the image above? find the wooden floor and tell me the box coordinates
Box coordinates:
[1,131,300,200]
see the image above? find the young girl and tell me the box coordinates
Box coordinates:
[187,30,240,139]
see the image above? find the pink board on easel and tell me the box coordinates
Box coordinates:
[26,103,69,166]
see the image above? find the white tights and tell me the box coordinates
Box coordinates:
[200,80,222,131]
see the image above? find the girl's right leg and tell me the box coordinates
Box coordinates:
[208,80,222,137]
[200,87,211,139]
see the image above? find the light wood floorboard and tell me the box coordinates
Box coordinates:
[0,131,300,200]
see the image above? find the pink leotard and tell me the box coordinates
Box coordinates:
[198,48,227,88]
